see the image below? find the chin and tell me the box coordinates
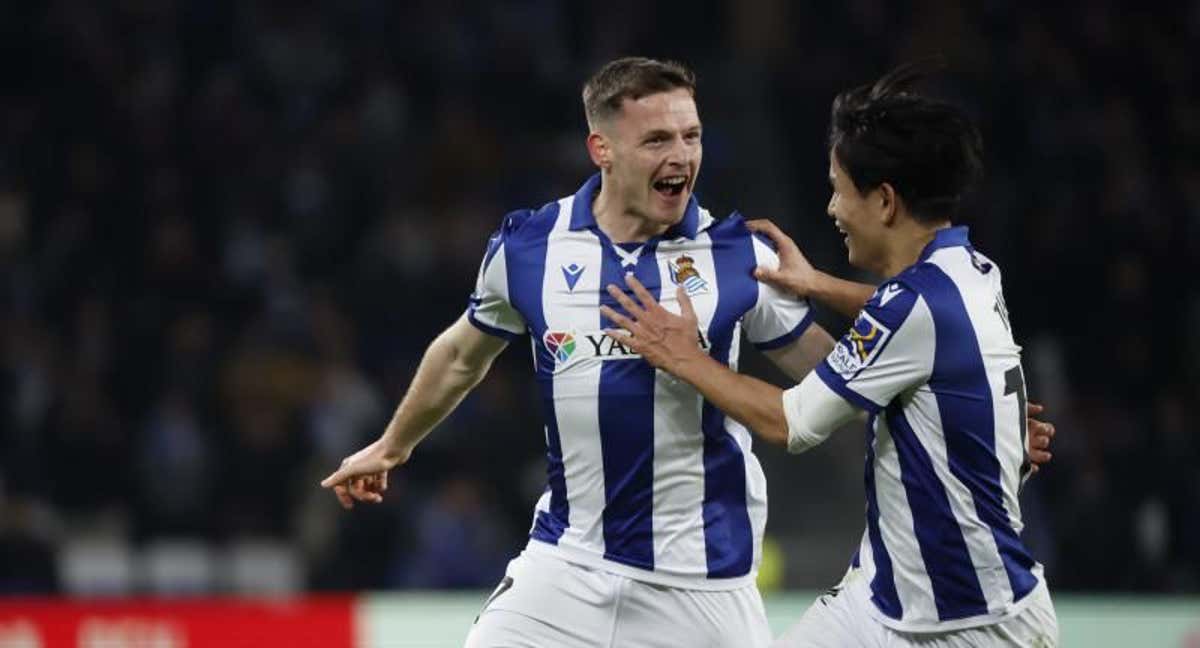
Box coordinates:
[846,247,863,269]
[650,192,688,221]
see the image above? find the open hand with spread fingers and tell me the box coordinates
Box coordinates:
[599,276,708,378]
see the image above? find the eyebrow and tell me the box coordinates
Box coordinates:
[642,129,673,140]
[641,125,702,139]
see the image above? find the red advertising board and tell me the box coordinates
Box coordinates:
[0,596,355,648]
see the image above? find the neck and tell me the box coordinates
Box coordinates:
[592,175,670,243]
[878,220,952,277]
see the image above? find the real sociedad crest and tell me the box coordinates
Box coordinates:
[668,254,710,296]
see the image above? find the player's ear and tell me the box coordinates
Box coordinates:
[587,131,611,170]
[877,182,898,226]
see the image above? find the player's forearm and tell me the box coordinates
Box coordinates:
[764,325,836,382]
[809,272,876,319]
[672,354,789,447]
[380,331,493,457]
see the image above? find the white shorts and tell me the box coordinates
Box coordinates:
[772,570,1058,648]
[464,550,772,648]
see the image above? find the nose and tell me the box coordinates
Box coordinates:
[665,140,689,166]
[826,193,837,218]
[667,133,698,166]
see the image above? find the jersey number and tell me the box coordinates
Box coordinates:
[1004,366,1032,479]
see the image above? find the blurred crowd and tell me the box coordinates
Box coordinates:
[0,0,1197,595]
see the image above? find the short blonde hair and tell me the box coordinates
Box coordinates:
[582,57,696,128]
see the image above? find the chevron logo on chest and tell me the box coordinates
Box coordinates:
[561,263,585,291]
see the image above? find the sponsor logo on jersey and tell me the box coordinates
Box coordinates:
[543,328,710,370]
[561,263,585,291]
[668,254,710,296]
[878,283,903,307]
[543,330,577,364]
[543,329,635,369]
[827,311,892,378]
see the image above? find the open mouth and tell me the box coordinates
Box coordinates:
[653,175,688,198]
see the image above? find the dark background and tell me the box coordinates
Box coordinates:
[1,0,1197,595]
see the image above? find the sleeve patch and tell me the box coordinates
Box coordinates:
[827,310,893,379]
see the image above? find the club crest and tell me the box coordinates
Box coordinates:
[668,254,710,296]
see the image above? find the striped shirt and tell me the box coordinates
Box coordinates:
[467,174,813,589]
[814,226,1043,631]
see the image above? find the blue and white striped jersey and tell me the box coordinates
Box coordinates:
[467,174,813,589]
[814,226,1042,631]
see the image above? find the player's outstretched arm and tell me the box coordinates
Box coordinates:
[763,326,836,382]
[600,277,791,447]
[320,314,508,509]
[747,219,875,319]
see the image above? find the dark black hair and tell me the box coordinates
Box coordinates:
[829,60,984,223]
[583,57,696,127]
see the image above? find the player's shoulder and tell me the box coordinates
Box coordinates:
[704,210,745,234]
[862,275,926,331]
[495,200,562,240]
[704,211,757,239]
[967,246,1004,281]
[706,211,777,252]
[895,245,1004,304]
[891,261,941,294]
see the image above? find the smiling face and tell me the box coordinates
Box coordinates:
[590,88,702,229]
[827,151,889,273]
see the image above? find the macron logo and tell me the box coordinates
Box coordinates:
[561,263,585,291]
[879,283,903,307]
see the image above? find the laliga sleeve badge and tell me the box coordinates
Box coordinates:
[827,311,892,379]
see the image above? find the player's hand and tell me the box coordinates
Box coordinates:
[1025,402,1055,474]
[320,439,409,510]
[746,219,819,297]
[600,276,705,377]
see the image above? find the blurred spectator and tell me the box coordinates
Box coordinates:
[0,490,59,594]
[136,389,212,538]
[394,476,511,589]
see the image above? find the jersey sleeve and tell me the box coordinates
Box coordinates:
[781,370,861,454]
[741,234,815,350]
[466,221,527,341]
[813,281,934,414]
